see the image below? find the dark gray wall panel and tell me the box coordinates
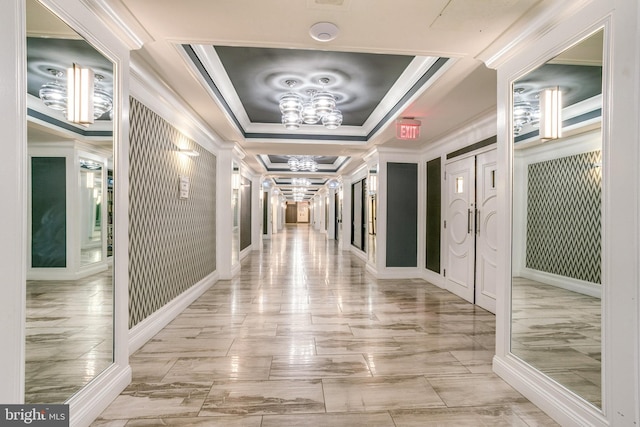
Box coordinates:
[240,178,252,251]
[386,162,417,267]
[31,157,66,268]
[426,157,441,273]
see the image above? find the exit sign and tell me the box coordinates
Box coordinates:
[396,118,421,140]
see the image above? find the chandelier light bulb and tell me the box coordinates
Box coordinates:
[282,111,302,130]
[39,69,67,112]
[322,109,343,130]
[279,92,303,114]
[301,101,320,124]
[93,74,113,119]
[312,91,336,117]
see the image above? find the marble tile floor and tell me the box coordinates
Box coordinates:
[511,277,602,408]
[93,225,557,426]
[25,269,114,404]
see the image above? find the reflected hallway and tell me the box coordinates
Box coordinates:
[93,224,556,426]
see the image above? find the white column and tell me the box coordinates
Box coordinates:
[216,145,234,279]
[0,0,26,404]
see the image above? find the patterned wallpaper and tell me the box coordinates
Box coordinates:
[525,150,601,284]
[129,97,217,328]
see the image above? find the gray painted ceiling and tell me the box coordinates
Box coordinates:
[514,63,602,107]
[27,37,114,121]
[213,46,414,126]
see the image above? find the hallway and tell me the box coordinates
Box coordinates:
[93,225,556,426]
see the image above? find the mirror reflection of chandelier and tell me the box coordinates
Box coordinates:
[287,155,318,172]
[279,78,342,130]
[38,67,113,120]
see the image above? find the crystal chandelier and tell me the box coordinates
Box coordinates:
[287,155,318,172]
[291,178,311,187]
[38,68,114,120]
[39,69,67,112]
[292,187,307,202]
[279,78,343,130]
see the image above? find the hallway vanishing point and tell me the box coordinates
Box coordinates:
[94,225,557,426]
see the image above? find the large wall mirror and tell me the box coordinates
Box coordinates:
[26,0,115,404]
[510,28,604,408]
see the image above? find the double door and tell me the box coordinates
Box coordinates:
[445,150,497,313]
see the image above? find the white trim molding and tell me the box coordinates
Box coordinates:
[129,271,219,354]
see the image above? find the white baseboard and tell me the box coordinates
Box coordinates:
[374,267,422,280]
[493,355,607,427]
[68,363,131,427]
[519,268,601,298]
[128,271,218,355]
[27,262,108,281]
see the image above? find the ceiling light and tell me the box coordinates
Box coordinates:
[93,74,113,119]
[292,178,311,187]
[39,69,67,112]
[278,78,342,130]
[287,155,318,172]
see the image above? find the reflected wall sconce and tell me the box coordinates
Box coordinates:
[179,148,200,157]
[67,63,94,125]
[540,86,562,140]
[368,174,378,195]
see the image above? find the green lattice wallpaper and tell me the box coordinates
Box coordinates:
[129,97,217,328]
[525,150,601,284]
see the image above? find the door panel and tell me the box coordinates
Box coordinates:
[475,150,497,313]
[445,157,475,303]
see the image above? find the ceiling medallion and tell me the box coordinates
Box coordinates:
[279,78,343,130]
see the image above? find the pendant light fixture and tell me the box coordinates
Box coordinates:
[278,78,342,130]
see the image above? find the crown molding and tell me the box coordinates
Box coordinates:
[80,0,154,50]
[477,0,594,70]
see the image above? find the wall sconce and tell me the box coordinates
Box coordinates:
[540,86,562,140]
[179,148,200,157]
[232,173,241,190]
[67,63,94,125]
[368,175,378,195]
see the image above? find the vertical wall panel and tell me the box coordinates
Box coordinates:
[31,157,67,268]
[387,162,418,267]
[425,157,441,273]
[128,97,217,328]
[240,177,251,250]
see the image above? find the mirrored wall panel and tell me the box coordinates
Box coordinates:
[510,29,604,408]
[25,0,115,404]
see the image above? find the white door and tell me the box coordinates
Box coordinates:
[445,157,476,303]
[475,150,497,313]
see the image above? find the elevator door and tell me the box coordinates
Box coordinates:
[445,150,497,313]
[475,150,497,313]
[445,156,476,303]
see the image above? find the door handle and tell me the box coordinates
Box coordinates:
[476,209,480,235]
[468,208,473,234]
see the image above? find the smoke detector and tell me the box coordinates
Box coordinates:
[309,22,339,42]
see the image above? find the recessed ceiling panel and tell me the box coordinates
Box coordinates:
[182,43,449,142]
[214,46,414,126]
